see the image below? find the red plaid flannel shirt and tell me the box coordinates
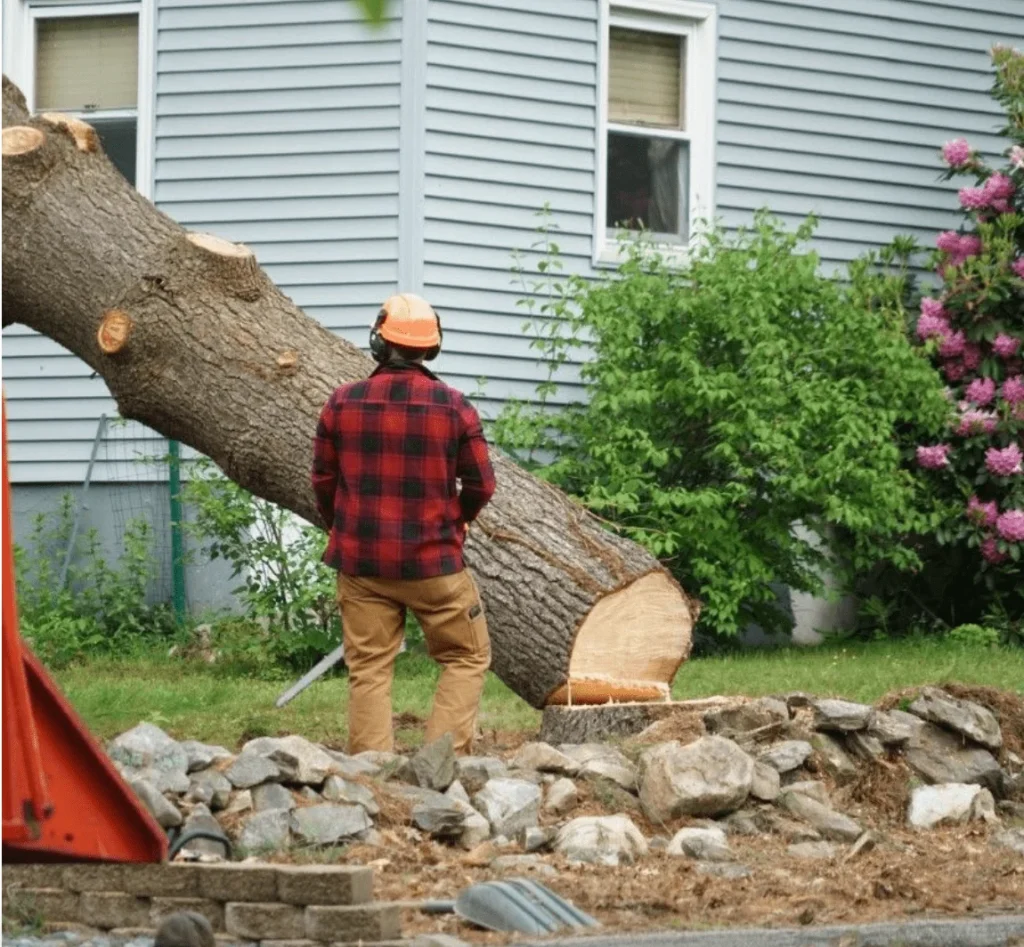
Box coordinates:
[312,362,496,579]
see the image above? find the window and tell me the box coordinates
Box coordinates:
[3,1,154,195]
[596,0,717,266]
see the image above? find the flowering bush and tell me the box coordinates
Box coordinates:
[912,47,1024,583]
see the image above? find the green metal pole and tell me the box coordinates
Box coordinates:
[168,439,187,626]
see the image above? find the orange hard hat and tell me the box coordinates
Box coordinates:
[377,293,441,348]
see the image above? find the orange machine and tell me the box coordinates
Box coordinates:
[2,397,167,863]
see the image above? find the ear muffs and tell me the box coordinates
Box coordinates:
[424,309,443,362]
[368,307,444,363]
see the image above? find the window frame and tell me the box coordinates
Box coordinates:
[2,0,156,198]
[594,0,718,268]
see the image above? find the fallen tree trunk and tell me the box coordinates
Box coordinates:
[1,77,696,708]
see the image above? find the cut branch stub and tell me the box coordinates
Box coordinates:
[97,309,133,355]
[2,126,45,157]
[185,231,264,300]
[39,113,99,153]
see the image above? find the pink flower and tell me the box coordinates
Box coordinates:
[966,376,997,405]
[962,343,982,371]
[943,361,967,382]
[920,298,948,320]
[942,138,972,167]
[1002,376,1024,405]
[967,496,999,527]
[996,510,1024,542]
[985,442,1024,476]
[1013,259,1024,279]
[916,444,951,469]
[958,235,983,259]
[1011,145,1024,169]
[936,232,983,266]
[956,408,998,436]
[960,186,989,210]
[984,172,1014,201]
[936,231,961,253]
[939,330,966,358]
[994,334,1021,358]
[916,312,950,341]
[981,537,1009,564]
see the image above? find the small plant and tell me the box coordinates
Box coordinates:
[946,623,1002,648]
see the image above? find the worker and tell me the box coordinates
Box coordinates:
[312,293,496,756]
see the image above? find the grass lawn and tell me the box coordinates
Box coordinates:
[53,637,1023,751]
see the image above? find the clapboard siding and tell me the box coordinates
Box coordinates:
[3,0,402,483]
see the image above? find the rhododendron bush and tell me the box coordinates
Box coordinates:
[912,46,1024,594]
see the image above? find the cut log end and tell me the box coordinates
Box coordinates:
[185,231,263,300]
[97,309,134,354]
[38,113,98,152]
[546,571,694,706]
[187,231,253,259]
[2,126,45,157]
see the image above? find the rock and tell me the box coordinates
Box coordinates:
[555,815,648,866]
[490,854,556,877]
[321,776,380,816]
[560,744,637,791]
[413,801,465,840]
[403,734,456,792]
[299,787,322,803]
[909,687,1002,752]
[185,780,214,807]
[179,740,232,773]
[355,749,404,769]
[289,804,372,845]
[473,779,541,838]
[779,790,863,841]
[241,735,338,785]
[455,756,508,794]
[320,748,382,779]
[153,768,192,795]
[666,826,732,861]
[970,788,999,824]
[811,699,874,732]
[846,732,885,761]
[994,828,1024,855]
[703,697,789,734]
[522,826,552,853]
[639,737,754,821]
[544,777,579,816]
[109,722,189,776]
[755,810,822,842]
[844,830,880,861]
[129,777,182,828]
[785,780,830,807]
[758,740,813,774]
[252,783,295,812]
[445,780,471,806]
[997,800,1024,820]
[810,733,858,785]
[750,762,781,802]
[458,807,491,850]
[225,754,280,790]
[237,808,291,852]
[907,784,995,829]
[788,841,839,860]
[180,805,229,857]
[511,742,580,775]
[869,710,922,746]
[412,935,473,947]
[904,723,1003,791]
[720,810,761,837]
[697,863,751,879]
[189,769,232,811]
[224,790,253,814]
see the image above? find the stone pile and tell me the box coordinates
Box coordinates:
[111,686,1024,875]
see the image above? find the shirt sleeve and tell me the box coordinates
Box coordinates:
[312,394,339,529]
[456,397,496,524]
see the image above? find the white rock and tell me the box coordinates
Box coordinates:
[473,779,541,838]
[224,790,253,814]
[109,723,189,777]
[225,754,280,790]
[811,699,874,732]
[749,762,781,802]
[241,735,338,785]
[129,777,182,828]
[909,688,1002,752]
[785,780,830,807]
[758,740,813,774]
[560,745,637,791]
[445,780,471,806]
[544,778,579,816]
[555,815,648,866]
[907,783,997,829]
[511,742,580,775]
[779,790,863,841]
[238,808,291,852]
[666,826,732,862]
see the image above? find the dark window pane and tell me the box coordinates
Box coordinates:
[606,132,688,240]
[89,115,137,185]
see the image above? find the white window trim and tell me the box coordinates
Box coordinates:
[594,0,718,268]
[2,0,156,198]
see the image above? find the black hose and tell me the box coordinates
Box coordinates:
[166,827,233,861]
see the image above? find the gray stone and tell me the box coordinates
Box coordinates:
[490,854,556,877]
[321,775,379,816]
[750,762,781,802]
[511,742,580,775]
[456,805,491,850]
[289,803,372,845]
[666,826,732,861]
[444,780,471,806]
[994,828,1024,855]
[904,722,1003,790]
[907,783,996,829]
[412,799,465,840]
[844,830,880,862]
[186,769,233,811]
[846,731,885,761]
[454,756,508,794]
[185,780,214,807]
[703,697,789,734]
[555,815,648,866]
[180,805,229,857]
[237,808,291,852]
[788,841,839,860]
[109,722,189,777]
[720,810,761,837]
[869,710,923,746]
[179,740,232,773]
[544,777,579,816]
[224,790,252,814]
[403,734,457,792]
[522,826,553,853]
[241,735,338,785]
[696,862,751,879]
[810,733,858,785]
[560,744,637,791]
[909,687,1002,752]
[779,790,863,841]
[473,778,541,838]
[225,754,280,790]
[152,768,191,794]
[758,740,813,774]
[785,780,830,807]
[811,698,874,732]
[639,737,754,821]
[252,782,296,812]
[129,777,182,828]
[299,786,322,803]
[320,748,382,779]
[755,809,822,842]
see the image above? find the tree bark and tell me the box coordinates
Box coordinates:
[1,77,696,708]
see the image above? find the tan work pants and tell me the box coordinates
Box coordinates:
[337,570,490,755]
